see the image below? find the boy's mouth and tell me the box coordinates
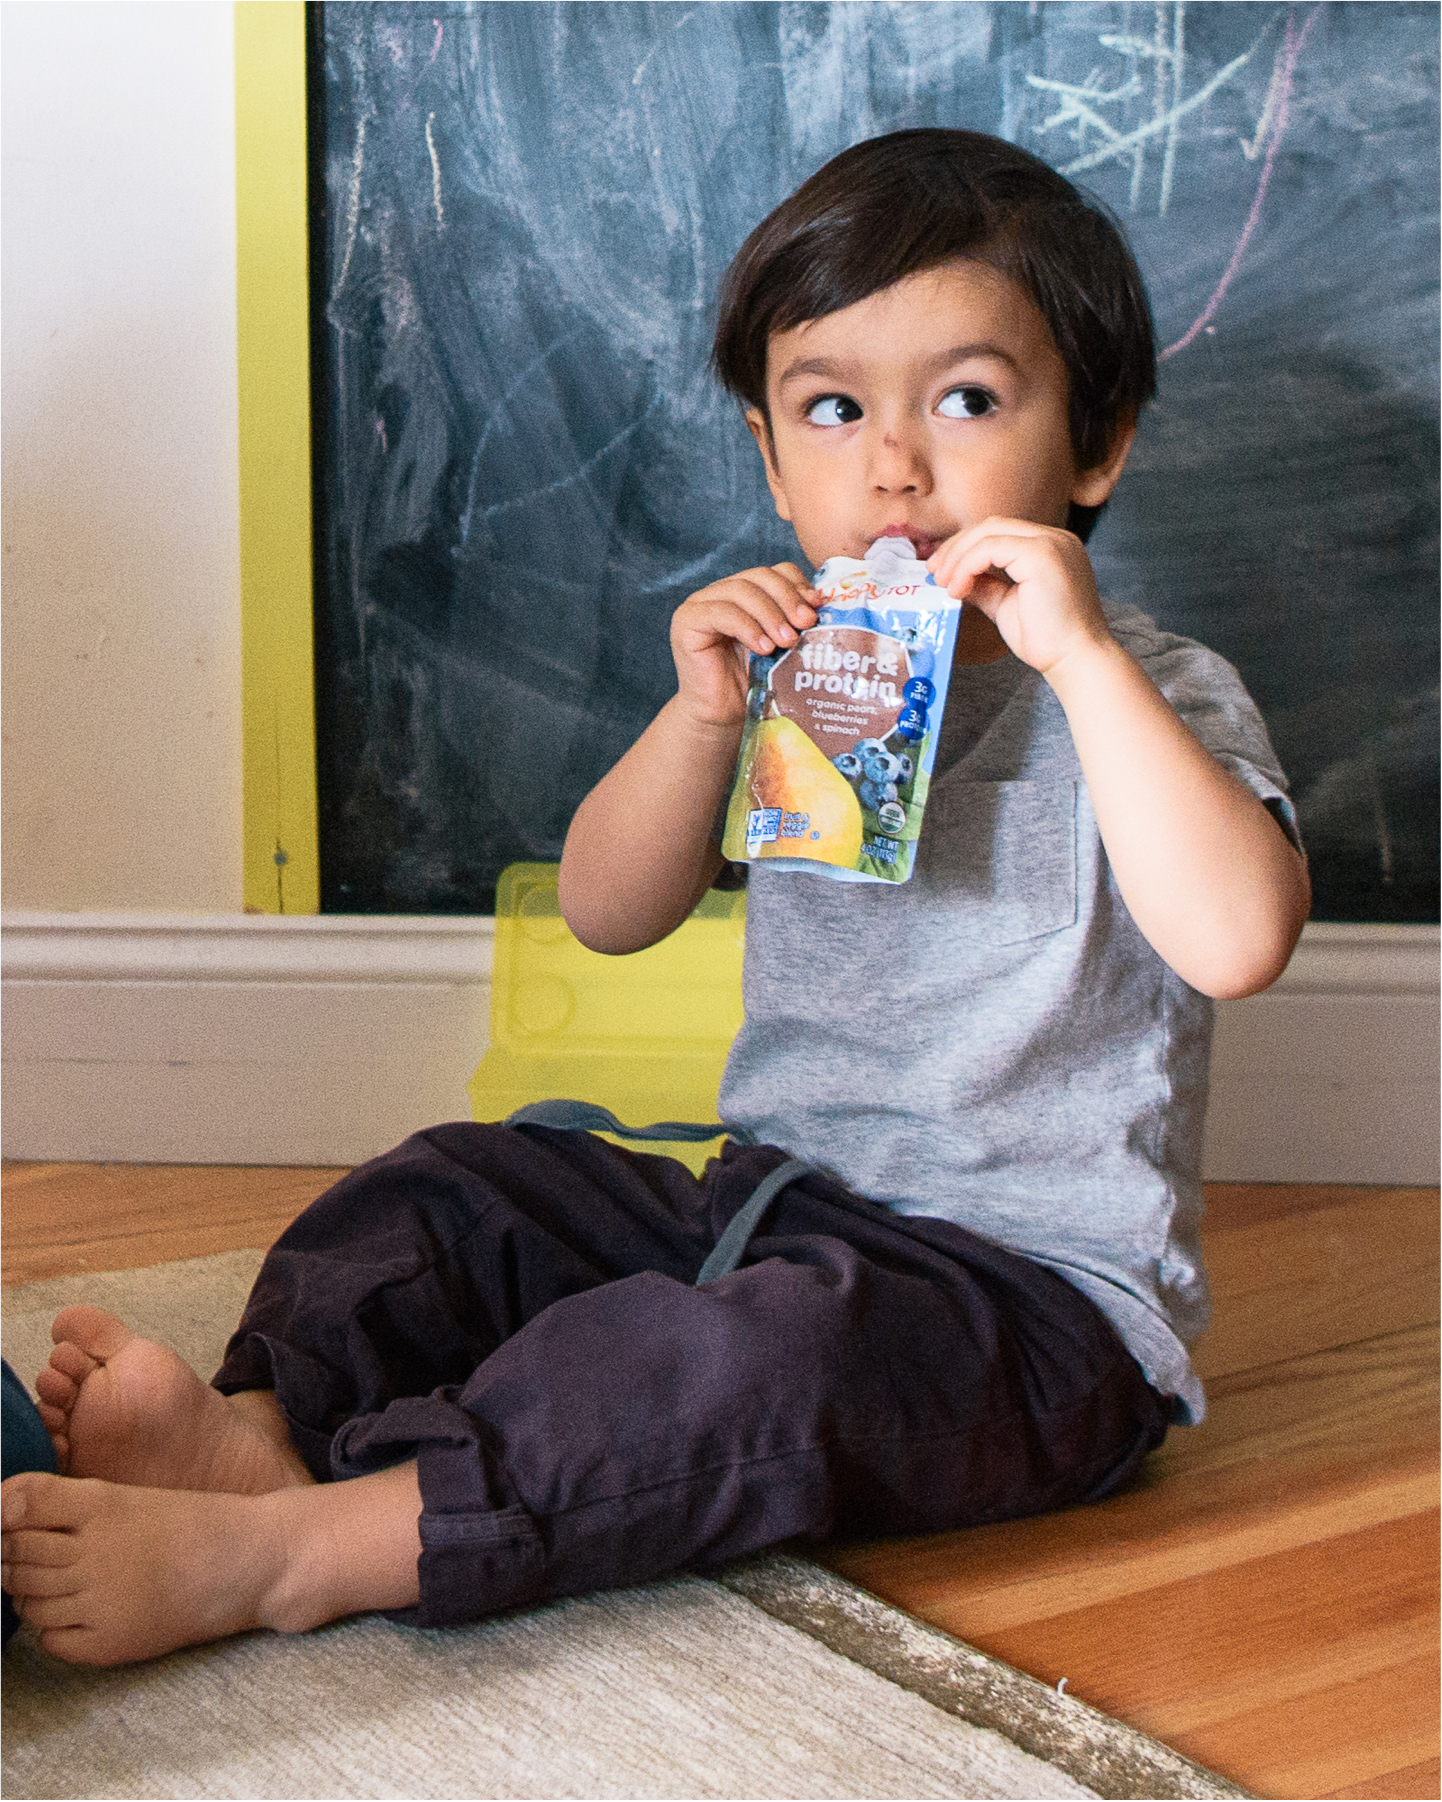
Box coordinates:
[871,525,946,562]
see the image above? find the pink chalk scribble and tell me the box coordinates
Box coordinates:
[429,19,443,65]
[1160,4,1322,361]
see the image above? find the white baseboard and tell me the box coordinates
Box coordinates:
[3,914,1437,1181]
[1,916,494,1166]
[1202,923,1438,1184]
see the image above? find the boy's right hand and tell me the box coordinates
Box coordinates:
[670,563,817,728]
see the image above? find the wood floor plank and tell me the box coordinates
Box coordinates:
[1200,1183,1436,1231]
[1,1163,343,1285]
[1162,1324,1439,1479]
[899,1516,1440,1798]
[1193,1187,1439,1379]
[971,1512,1439,1733]
[1166,1655,1441,1800]
[1319,1756,1442,1799]
[822,1454,1436,1639]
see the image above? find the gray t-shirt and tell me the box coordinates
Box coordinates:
[718,603,1300,1424]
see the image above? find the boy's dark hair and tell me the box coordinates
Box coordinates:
[712,129,1156,541]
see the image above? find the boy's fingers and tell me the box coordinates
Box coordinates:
[770,560,818,604]
[678,595,791,656]
[745,565,816,624]
[932,531,1050,596]
[929,518,1055,578]
[684,576,810,648]
[778,566,820,626]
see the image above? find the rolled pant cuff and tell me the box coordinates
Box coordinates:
[415,1434,549,1626]
[415,1477,549,1627]
[332,1397,550,1627]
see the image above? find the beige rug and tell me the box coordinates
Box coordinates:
[2,1257,1247,1801]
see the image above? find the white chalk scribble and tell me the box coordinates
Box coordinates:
[632,8,697,86]
[426,111,445,229]
[1240,35,1287,159]
[1029,3,1278,215]
[334,113,367,297]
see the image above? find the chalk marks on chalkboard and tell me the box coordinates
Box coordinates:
[631,9,700,90]
[1163,5,1322,359]
[1023,2,1331,364]
[1035,2,1274,211]
[424,112,445,229]
[333,112,365,296]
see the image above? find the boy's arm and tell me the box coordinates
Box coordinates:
[559,562,817,953]
[930,520,1310,999]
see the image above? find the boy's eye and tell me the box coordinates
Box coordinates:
[936,386,996,420]
[805,394,863,427]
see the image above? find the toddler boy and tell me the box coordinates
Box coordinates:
[2,129,1308,1666]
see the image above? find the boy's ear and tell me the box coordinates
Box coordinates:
[745,408,793,523]
[1070,416,1137,509]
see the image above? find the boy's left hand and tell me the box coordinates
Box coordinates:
[927,518,1111,682]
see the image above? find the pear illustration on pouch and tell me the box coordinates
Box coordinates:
[725,715,864,865]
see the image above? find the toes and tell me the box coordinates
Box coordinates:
[2,1472,99,1531]
[19,1592,86,1631]
[43,1344,95,1393]
[3,1555,81,1596]
[1,1475,33,1529]
[4,1525,84,1569]
[37,1416,72,1474]
[51,1306,134,1364]
[35,1397,67,1434]
[35,1370,74,1416]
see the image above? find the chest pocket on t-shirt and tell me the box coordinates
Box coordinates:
[922,779,1078,944]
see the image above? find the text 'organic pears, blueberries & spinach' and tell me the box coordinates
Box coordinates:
[722,537,963,883]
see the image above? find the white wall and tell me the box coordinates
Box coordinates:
[1,1,242,913]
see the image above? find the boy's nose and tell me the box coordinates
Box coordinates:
[869,423,933,496]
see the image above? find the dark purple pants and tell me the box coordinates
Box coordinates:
[214,1124,1168,1628]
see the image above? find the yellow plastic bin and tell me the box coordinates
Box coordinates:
[468,864,746,1174]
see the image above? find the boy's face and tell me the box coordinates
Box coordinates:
[747,261,1133,569]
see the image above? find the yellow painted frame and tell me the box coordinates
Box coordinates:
[235,1,319,913]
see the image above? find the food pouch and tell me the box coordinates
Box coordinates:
[721,536,963,883]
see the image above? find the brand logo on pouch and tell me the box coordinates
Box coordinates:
[768,627,910,752]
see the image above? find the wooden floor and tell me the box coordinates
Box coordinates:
[3,1165,1438,1800]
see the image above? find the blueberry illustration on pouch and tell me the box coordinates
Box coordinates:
[721,536,964,884]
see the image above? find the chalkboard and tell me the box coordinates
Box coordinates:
[309,1,1439,920]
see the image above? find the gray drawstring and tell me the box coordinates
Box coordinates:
[693,1157,814,1282]
[505,1099,753,1145]
[504,1103,813,1282]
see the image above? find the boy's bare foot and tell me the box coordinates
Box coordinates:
[1,1462,423,1666]
[1,1473,291,1663]
[35,1307,310,1495]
